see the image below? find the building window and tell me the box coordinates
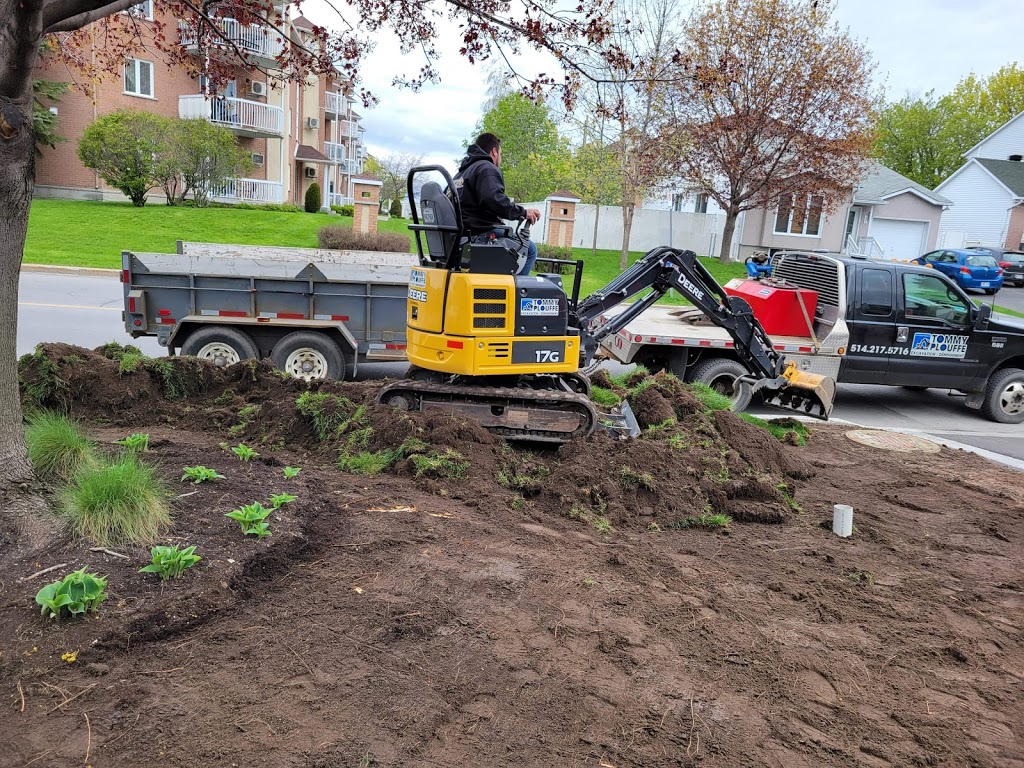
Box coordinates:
[774,193,823,236]
[124,0,154,20]
[124,59,154,98]
[694,192,709,214]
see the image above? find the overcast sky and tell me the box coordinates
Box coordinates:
[304,0,1023,168]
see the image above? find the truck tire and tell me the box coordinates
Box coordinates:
[690,358,752,412]
[271,331,346,382]
[180,327,258,367]
[980,367,1024,424]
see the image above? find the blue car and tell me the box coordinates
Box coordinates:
[914,249,1004,295]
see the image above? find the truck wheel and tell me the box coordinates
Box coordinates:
[180,327,258,367]
[690,358,752,412]
[981,367,1024,424]
[271,331,346,382]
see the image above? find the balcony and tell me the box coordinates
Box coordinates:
[179,18,285,69]
[328,193,354,208]
[324,141,346,163]
[213,178,284,204]
[324,92,346,119]
[338,119,359,138]
[337,158,361,175]
[179,94,283,138]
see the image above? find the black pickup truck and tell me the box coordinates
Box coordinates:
[601,251,1024,423]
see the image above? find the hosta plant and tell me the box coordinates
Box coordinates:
[181,466,225,484]
[226,502,272,538]
[139,545,202,580]
[115,433,150,452]
[283,466,302,479]
[231,443,258,462]
[268,492,297,509]
[35,568,108,620]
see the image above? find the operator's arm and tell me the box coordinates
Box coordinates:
[477,165,527,221]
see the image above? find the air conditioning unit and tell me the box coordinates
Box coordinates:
[250,152,264,167]
[305,117,320,130]
[303,166,318,179]
[249,81,267,97]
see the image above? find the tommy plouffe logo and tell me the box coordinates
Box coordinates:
[911,333,968,358]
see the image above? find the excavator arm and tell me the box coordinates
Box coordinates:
[571,247,835,419]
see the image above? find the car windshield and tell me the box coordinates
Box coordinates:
[966,255,998,267]
[1004,253,1024,264]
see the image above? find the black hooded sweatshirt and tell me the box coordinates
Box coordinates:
[453,144,527,233]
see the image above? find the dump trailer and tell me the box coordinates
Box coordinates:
[121,241,414,379]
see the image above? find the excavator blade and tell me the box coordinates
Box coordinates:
[751,362,836,420]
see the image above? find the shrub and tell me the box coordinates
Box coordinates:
[318,225,411,253]
[61,455,170,545]
[305,182,322,213]
[25,411,97,483]
[78,110,164,206]
[36,568,108,620]
[330,204,354,216]
[388,198,403,217]
[537,244,574,261]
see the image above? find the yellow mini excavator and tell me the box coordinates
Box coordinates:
[376,166,836,443]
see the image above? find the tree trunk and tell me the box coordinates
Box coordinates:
[0,3,59,547]
[619,202,635,270]
[591,199,601,258]
[719,207,739,264]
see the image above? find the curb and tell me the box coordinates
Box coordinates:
[22,264,119,278]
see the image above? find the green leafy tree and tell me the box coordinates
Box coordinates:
[77,110,164,206]
[174,118,245,207]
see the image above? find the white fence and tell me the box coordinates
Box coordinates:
[213,178,284,204]
[524,202,726,255]
[328,193,354,208]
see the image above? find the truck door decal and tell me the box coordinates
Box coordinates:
[909,333,969,359]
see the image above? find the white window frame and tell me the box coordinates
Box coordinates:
[124,0,154,20]
[774,193,824,237]
[124,58,155,99]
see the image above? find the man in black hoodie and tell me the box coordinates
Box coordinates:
[454,132,541,275]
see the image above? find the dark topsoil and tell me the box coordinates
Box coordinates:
[1,343,1022,768]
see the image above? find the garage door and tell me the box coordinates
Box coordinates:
[871,219,929,260]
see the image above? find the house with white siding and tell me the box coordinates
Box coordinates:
[935,110,1024,249]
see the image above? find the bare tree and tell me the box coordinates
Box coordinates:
[367,151,426,209]
[666,0,878,262]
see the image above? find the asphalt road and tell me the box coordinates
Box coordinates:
[17,268,1024,466]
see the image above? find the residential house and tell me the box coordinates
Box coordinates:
[33,4,365,207]
[935,110,1024,249]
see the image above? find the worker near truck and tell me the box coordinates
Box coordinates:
[453,132,541,275]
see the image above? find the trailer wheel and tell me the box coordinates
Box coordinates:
[271,331,346,382]
[690,358,752,412]
[180,327,258,367]
[981,367,1024,424]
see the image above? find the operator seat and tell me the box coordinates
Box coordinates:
[417,181,459,267]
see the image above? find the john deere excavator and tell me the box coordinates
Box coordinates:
[376,166,835,442]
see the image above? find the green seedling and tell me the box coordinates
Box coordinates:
[231,443,258,462]
[181,466,225,484]
[268,492,297,509]
[226,502,273,538]
[115,433,149,452]
[35,568,108,620]
[139,545,201,580]
[283,466,302,479]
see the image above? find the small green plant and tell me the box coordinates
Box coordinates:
[231,443,258,461]
[268,492,297,509]
[61,455,170,545]
[775,482,803,513]
[510,496,526,511]
[668,434,691,450]
[225,502,273,538]
[581,577,597,587]
[139,545,202,580]
[667,513,732,530]
[115,433,150,452]
[591,516,613,534]
[283,466,302,479]
[35,568,108,620]
[181,466,225,484]
[619,466,658,492]
[24,411,97,482]
[647,522,662,532]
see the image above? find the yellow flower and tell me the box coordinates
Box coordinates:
[61,650,78,663]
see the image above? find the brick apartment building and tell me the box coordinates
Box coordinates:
[34,1,366,208]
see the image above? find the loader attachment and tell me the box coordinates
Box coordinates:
[748,361,835,420]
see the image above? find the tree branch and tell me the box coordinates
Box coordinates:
[45,0,139,33]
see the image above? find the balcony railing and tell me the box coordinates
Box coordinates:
[328,193,354,208]
[179,94,283,138]
[339,119,359,138]
[337,158,361,175]
[179,18,285,63]
[325,92,346,117]
[324,141,346,163]
[214,178,284,204]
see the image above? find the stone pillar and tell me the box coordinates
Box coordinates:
[352,176,383,234]
[545,191,580,248]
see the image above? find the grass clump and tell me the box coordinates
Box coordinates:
[619,466,658,492]
[667,513,732,530]
[338,437,428,476]
[589,385,622,407]
[690,382,734,412]
[740,414,809,445]
[410,449,469,479]
[296,391,365,441]
[18,346,70,410]
[61,454,170,545]
[25,411,97,482]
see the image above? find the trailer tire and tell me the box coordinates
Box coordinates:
[980,367,1024,424]
[180,327,258,367]
[690,358,752,412]
[271,331,346,382]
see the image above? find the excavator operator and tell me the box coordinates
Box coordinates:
[453,132,541,275]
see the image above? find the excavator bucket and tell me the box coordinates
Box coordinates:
[752,362,835,420]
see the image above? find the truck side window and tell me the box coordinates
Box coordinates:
[861,269,893,316]
[903,273,970,325]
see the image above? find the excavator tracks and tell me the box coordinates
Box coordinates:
[375,381,599,443]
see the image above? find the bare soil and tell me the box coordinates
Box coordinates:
[1,344,1022,768]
